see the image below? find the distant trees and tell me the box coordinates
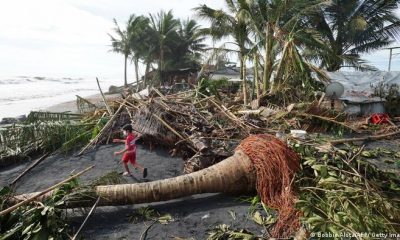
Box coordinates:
[110,1,400,101]
[109,10,205,88]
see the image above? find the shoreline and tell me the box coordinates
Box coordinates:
[0,75,126,121]
[0,91,123,124]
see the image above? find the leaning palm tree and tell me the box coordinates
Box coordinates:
[148,10,180,85]
[195,1,253,105]
[127,15,150,91]
[109,19,132,87]
[308,0,400,71]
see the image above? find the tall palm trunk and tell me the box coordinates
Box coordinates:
[240,52,248,106]
[124,54,128,87]
[262,26,274,94]
[144,61,151,88]
[134,57,140,91]
[96,150,255,206]
[12,151,256,207]
[254,54,259,100]
[271,41,290,94]
[159,44,164,86]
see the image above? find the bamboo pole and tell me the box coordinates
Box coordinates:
[151,87,167,100]
[96,77,113,116]
[236,110,261,115]
[330,130,400,145]
[1,165,94,216]
[10,153,50,185]
[77,99,127,156]
[207,98,249,132]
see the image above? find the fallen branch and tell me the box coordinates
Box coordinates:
[297,112,360,133]
[71,196,100,240]
[1,165,94,216]
[10,153,50,185]
[330,130,400,145]
[140,220,157,240]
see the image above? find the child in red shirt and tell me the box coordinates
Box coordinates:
[113,124,147,178]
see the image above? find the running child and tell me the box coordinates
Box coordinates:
[113,124,147,178]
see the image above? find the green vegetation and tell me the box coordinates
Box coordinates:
[221,142,400,239]
[0,171,126,239]
[295,143,400,236]
[0,112,106,164]
[109,0,400,103]
[195,78,229,100]
[0,180,78,240]
[109,10,205,88]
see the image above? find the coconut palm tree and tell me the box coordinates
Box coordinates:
[109,19,132,87]
[195,1,253,105]
[127,15,150,91]
[148,10,180,85]
[240,0,328,94]
[308,0,400,71]
[174,19,207,70]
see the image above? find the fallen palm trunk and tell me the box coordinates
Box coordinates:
[12,150,254,206]
[10,135,300,238]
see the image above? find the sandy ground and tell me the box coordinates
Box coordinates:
[0,143,260,239]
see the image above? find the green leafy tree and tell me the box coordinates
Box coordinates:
[149,10,181,84]
[109,18,132,87]
[127,14,150,90]
[195,0,253,105]
[241,0,328,94]
[308,0,400,71]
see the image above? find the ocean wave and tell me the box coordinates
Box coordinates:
[0,76,88,85]
[0,88,96,102]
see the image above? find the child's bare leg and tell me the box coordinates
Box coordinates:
[123,162,131,175]
[131,162,144,172]
[131,162,147,178]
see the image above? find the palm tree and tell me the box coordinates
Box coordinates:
[240,0,328,94]
[127,15,149,91]
[174,19,206,69]
[195,1,253,105]
[109,19,131,87]
[308,0,400,71]
[149,10,180,85]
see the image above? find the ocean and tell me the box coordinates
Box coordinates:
[0,76,123,120]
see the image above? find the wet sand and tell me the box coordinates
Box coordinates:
[0,143,260,239]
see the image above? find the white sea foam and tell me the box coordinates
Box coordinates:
[0,76,123,120]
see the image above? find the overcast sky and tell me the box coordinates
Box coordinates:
[0,0,399,79]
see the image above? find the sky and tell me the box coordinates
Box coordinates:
[0,0,399,79]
